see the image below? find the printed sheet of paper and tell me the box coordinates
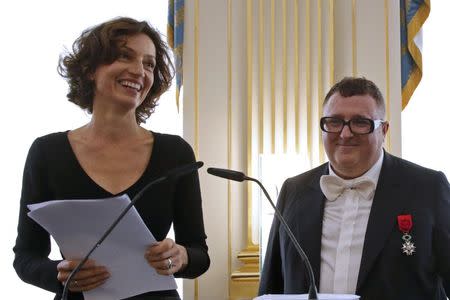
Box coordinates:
[28,194,177,300]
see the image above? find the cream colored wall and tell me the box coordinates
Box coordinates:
[181,1,401,299]
[182,1,248,299]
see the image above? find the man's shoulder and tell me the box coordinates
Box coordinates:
[282,163,327,192]
[276,164,327,211]
[384,152,444,178]
[383,152,448,186]
[288,163,327,182]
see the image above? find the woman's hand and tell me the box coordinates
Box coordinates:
[56,259,110,292]
[145,238,188,275]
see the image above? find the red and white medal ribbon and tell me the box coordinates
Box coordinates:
[397,214,416,256]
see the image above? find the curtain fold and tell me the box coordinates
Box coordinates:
[168,0,185,110]
[400,0,430,109]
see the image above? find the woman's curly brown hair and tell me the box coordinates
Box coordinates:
[58,17,174,124]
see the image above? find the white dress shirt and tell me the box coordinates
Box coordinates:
[319,151,384,293]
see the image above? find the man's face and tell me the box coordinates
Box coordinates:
[322,92,389,179]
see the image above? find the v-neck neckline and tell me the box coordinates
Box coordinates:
[63,130,158,196]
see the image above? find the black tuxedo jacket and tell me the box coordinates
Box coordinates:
[259,152,450,300]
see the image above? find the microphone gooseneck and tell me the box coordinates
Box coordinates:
[247,177,318,300]
[167,161,204,180]
[208,167,318,300]
[61,161,204,300]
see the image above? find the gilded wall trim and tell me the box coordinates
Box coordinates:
[259,0,265,154]
[306,0,312,161]
[227,1,233,297]
[384,0,392,150]
[352,0,357,76]
[329,0,335,86]
[194,0,199,297]
[318,0,326,163]
[282,0,288,153]
[246,0,254,246]
[294,0,300,153]
[270,0,276,153]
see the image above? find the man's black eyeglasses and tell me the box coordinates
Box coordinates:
[320,117,385,135]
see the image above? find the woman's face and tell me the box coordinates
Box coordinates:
[91,33,156,114]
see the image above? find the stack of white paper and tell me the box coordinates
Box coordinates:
[28,194,177,300]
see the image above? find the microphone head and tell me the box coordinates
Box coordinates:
[207,167,247,182]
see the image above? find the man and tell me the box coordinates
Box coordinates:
[259,77,450,299]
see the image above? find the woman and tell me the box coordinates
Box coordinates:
[13,17,210,300]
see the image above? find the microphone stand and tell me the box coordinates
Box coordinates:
[61,162,203,300]
[246,177,318,300]
[207,168,318,300]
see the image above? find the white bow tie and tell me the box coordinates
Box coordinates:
[320,175,376,201]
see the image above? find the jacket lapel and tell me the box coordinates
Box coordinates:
[356,152,406,291]
[295,164,328,287]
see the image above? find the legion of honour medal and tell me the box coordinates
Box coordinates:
[397,214,416,256]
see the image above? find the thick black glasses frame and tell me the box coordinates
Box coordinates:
[320,117,384,134]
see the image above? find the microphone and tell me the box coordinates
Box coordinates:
[206,167,248,182]
[207,167,319,300]
[61,161,204,300]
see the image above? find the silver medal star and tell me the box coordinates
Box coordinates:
[402,241,416,255]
